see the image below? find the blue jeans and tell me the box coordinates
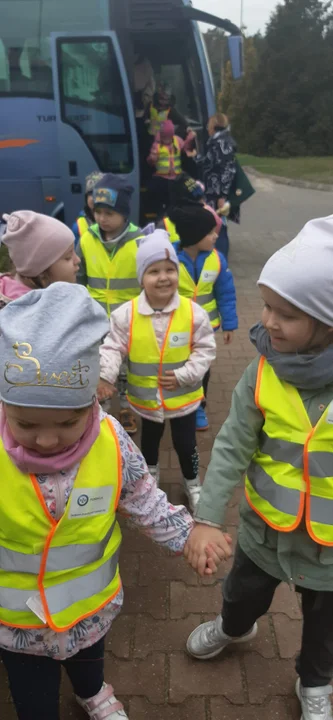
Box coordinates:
[215,224,229,261]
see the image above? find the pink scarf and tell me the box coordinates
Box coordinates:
[0,401,101,474]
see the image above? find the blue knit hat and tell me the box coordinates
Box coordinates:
[0,283,109,409]
[93,174,134,219]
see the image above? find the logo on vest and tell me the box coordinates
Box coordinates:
[169,332,190,348]
[202,270,218,282]
[69,486,114,519]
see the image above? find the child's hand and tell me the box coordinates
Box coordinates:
[223,331,234,345]
[184,524,232,577]
[159,371,179,391]
[97,379,116,402]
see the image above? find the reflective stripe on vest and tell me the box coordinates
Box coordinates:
[127,295,204,412]
[178,250,221,329]
[245,356,333,545]
[149,106,170,136]
[80,225,142,317]
[164,217,180,244]
[77,216,89,237]
[0,418,122,630]
[156,139,182,177]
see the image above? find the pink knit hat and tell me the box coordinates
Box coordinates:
[2,211,75,278]
[160,119,175,137]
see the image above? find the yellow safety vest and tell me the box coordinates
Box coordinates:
[164,217,180,244]
[80,224,142,316]
[149,105,170,136]
[156,139,182,177]
[127,295,204,412]
[0,418,122,631]
[77,216,89,237]
[178,249,221,329]
[245,357,333,546]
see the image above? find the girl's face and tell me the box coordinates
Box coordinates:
[261,286,333,353]
[94,207,125,237]
[196,230,218,253]
[4,405,91,454]
[41,244,80,286]
[86,192,95,211]
[142,259,178,308]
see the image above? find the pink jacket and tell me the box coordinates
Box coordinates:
[100,291,216,423]
[0,274,30,308]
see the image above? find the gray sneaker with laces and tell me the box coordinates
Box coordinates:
[186,615,258,660]
[296,679,333,719]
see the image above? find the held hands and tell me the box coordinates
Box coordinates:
[97,379,117,402]
[184,524,233,577]
[159,370,179,391]
[223,331,234,345]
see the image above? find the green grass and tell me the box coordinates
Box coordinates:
[238,154,333,184]
[0,245,11,274]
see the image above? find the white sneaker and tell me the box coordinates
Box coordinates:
[76,682,128,719]
[296,678,333,719]
[148,463,160,487]
[184,477,201,513]
[187,615,258,660]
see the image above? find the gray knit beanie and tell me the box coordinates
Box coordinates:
[0,283,109,409]
[136,229,179,285]
[258,214,333,326]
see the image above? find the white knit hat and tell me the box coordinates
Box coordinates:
[258,215,333,326]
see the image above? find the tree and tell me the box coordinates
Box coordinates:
[204,0,333,156]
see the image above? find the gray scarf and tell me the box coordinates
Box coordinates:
[250,323,333,390]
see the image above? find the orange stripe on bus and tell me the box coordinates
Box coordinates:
[0,139,39,149]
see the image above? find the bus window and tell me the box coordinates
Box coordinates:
[0,0,107,98]
[57,38,133,173]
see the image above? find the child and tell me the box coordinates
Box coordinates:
[0,282,194,720]
[0,210,79,308]
[170,205,238,431]
[72,171,103,247]
[77,173,144,436]
[98,230,216,512]
[185,215,333,720]
[161,173,223,243]
[147,120,196,217]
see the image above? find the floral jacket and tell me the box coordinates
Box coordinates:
[0,410,193,660]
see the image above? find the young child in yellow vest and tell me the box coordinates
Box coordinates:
[170,204,238,431]
[98,229,216,512]
[184,214,333,720]
[72,171,103,248]
[0,282,196,720]
[77,173,144,437]
[147,120,196,217]
[0,210,80,309]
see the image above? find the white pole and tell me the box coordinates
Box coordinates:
[240,0,244,30]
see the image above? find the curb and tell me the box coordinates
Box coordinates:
[243,166,333,192]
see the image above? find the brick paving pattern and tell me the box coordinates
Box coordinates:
[1,180,333,717]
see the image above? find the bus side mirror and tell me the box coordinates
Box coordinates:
[228,36,244,79]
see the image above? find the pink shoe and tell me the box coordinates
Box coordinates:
[76,682,128,719]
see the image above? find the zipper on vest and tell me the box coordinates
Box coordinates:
[54,477,66,521]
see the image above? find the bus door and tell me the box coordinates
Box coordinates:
[50,32,139,227]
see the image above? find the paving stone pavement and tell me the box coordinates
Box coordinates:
[1,179,333,718]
